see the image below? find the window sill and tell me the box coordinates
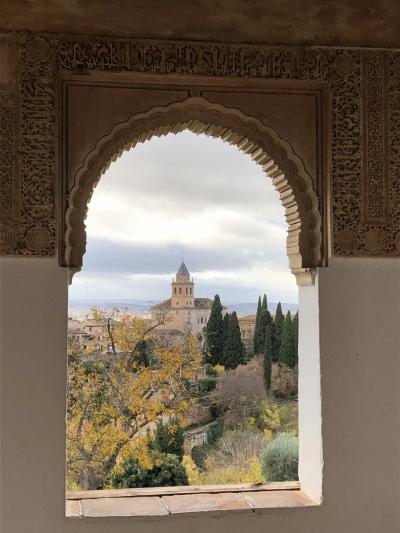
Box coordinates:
[66,481,317,518]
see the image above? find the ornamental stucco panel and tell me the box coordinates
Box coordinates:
[0,33,399,261]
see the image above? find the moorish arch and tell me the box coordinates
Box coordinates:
[63,97,323,283]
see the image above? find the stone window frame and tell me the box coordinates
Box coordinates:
[60,95,324,516]
[1,32,337,519]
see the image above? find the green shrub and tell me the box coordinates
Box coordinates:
[260,399,298,438]
[204,363,218,377]
[152,418,185,461]
[109,454,188,488]
[261,432,298,481]
[191,445,209,470]
[198,377,217,394]
[207,420,224,446]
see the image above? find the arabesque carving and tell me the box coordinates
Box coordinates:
[0,33,398,260]
[64,97,322,275]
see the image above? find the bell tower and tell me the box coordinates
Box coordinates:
[171,262,194,309]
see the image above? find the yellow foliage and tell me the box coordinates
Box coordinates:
[182,455,202,485]
[67,308,201,490]
[213,364,225,376]
[260,400,298,439]
[193,456,263,485]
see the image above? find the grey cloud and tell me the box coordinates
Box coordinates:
[82,238,289,275]
[75,131,294,303]
[95,132,284,218]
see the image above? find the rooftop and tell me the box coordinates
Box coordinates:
[177,262,190,277]
[152,297,221,310]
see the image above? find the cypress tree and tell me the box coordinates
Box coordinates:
[254,294,272,354]
[263,325,272,393]
[253,296,262,353]
[273,302,285,361]
[205,295,224,365]
[258,308,273,355]
[293,311,299,366]
[262,293,268,311]
[279,311,296,367]
[222,312,230,350]
[222,312,245,369]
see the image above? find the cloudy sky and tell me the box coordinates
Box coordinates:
[69,132,297,304]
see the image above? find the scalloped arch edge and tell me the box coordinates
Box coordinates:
[63,97,323,284]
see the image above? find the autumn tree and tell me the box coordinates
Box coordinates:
[215,358,266,428]
[66,308,201,490]
[152,418,185,461]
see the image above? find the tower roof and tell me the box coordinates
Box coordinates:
[177,262,190,276]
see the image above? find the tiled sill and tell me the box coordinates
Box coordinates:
[66,481,317,518]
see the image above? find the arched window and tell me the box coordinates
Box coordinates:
[67,127,320,498]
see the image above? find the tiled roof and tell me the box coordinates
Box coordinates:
[177,262,190,276]
[152,297,225,310]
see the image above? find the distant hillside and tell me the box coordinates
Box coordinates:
[227,302,298,316]
[68,299,159,318]
[68,298,298,318]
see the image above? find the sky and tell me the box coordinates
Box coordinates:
[69,132,298,304]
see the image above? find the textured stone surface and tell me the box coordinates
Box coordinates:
[1,33,399,262]
[66,488,314,517]
[162,492,251,514]
[80,496,169,517]
[65,500,81,518]
[242,490,315,509]
[1,1,400,48]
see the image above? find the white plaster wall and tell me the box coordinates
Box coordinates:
[1,257,399,533]
[298,275,323,502]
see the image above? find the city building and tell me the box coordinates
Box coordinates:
[151,261,224,335]
[238,315,257,352]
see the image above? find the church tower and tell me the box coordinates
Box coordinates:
[171,262,194,309]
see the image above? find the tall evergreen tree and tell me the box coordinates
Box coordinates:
[258,310,273,355]
[293,311,299,366]
[254,294,272,354]
[222,312,230,350]
[205,295,224,365]
[279,311,296,367]
[263,325,272,393]
[273,302,285,361]
[253,296,262,353]
[222,311,245,369]
[262,293,268,311]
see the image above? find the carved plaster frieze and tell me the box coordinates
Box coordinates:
[0,33,398,260]
[0,90,15,253]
